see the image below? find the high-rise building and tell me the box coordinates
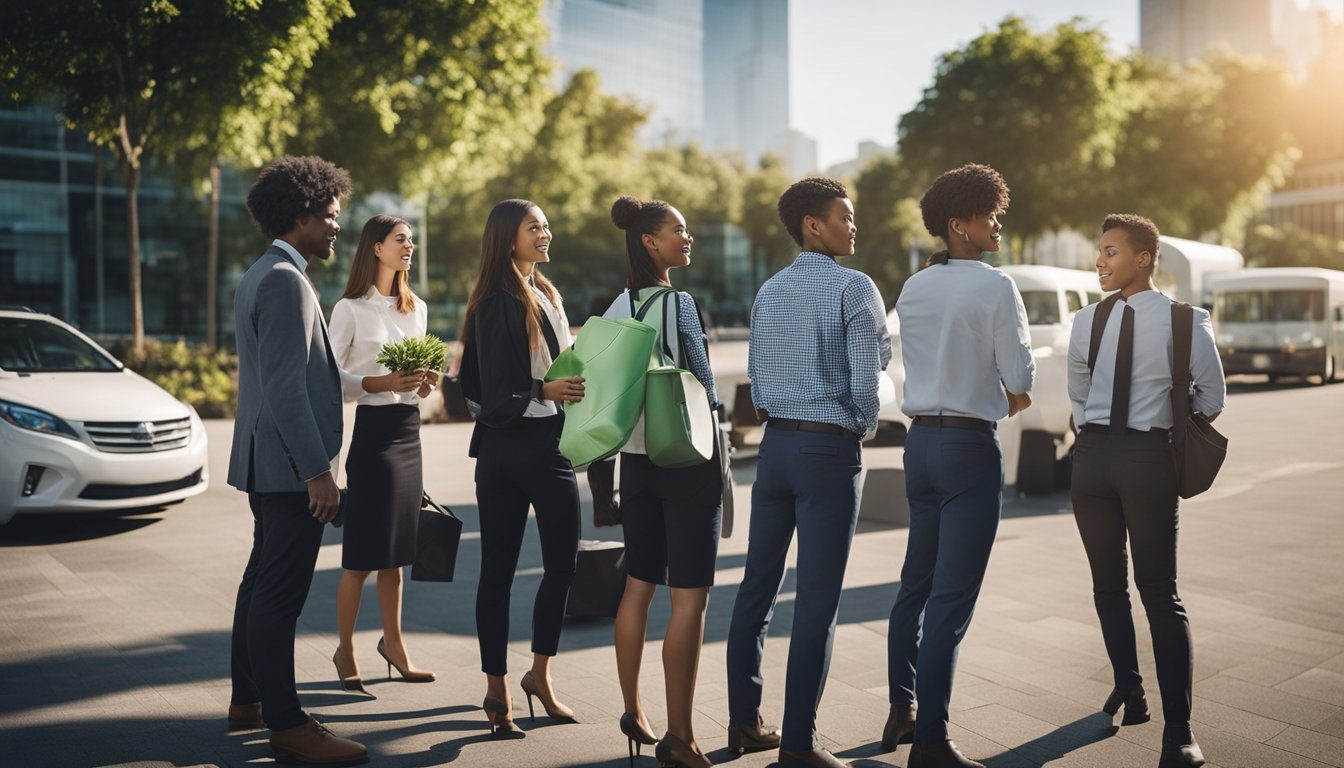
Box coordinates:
[542,0,705,147]
[1140,0,1334,80]
[702,0,790,169]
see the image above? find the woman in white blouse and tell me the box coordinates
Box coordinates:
[328,214,438,691]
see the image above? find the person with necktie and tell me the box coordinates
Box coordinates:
[1067,214,1225,768]
[886,163,1035,768]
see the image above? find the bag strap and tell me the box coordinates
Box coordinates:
[1087,292,1123,373]
[1169,301,1194,445]
[633,286,677,363]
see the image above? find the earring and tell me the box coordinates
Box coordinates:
[961,230,970,242]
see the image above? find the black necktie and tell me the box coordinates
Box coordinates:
[1110,304,1135,434]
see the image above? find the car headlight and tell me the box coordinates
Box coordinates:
[0,399,80,440]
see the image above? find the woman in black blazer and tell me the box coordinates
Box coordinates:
[459,199,586,736]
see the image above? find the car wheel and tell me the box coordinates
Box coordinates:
[1017,430,1056,496]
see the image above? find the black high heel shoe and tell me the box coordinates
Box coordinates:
[655,731,712,768]
[620,712,658,767]
[376,636,435,682]
[331,651,370,695]
[519,670,576,722]
[482,696,519,736]
[1102,683,1150,725]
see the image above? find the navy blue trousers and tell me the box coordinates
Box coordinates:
[230,491,326,731]
[726,428,862,751]
[888,424,1003,746]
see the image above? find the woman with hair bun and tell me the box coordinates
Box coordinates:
[604,195,722,768]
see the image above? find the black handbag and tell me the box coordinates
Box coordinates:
[411,492,463,582]
[1169,303,1229,498]
[587,456,621,527]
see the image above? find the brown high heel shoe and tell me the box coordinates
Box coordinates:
[377,636,435,682]
[519,669,576,722]
[482,696,520,736]
[331,650,370,695]
[654,731,713,768]
[620,712,659,767]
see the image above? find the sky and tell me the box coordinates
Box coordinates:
[790,0,1343,170]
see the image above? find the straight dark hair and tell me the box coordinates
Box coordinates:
[462,199,561,351]
[342,215,416,314]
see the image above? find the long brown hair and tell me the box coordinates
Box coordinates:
[462,199,561,350]
[342,214,417,314]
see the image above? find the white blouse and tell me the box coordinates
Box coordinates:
[524,283,573,418]
[328,287,429,407]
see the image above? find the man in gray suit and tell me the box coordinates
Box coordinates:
[226,156,366,764]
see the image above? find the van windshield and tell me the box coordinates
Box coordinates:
[1217,290,1324,323]
[1020,291,1060,325]
[0,317,121,372]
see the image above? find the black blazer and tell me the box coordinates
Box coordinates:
[460,290,559,457]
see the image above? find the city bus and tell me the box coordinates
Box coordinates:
[1209,267,1344,384]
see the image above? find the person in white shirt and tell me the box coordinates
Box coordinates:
[887,164,1034,768]
[1067,214,1224,768]
[328,215,437,692]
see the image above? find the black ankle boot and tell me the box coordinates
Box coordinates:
[1102,683,1150,725]
[1158,724,1206,768]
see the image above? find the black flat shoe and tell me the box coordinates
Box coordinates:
[880,703,916,751]
[908,738,985,768]
[1102,683,1150,725]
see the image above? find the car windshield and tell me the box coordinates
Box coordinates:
[0,317,121,372]
[1217,289,1325,323]
[1020,291,1061,325]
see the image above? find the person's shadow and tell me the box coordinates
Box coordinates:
[833,712,1118,768]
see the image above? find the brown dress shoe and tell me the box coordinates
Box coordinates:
[269,716,367,765]
[881,703,916,750]
[778,747,847,767]
[726,713,781,753]
[227,702,264,730]
[908,738,984,768]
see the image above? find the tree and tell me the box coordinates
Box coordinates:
[1243,224,1344,271]
[897,17,1129,249]
[0,0,347,352]
[851,154,932,306]
[739,154,796,281]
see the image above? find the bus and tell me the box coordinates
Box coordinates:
[1208,268,1344,384]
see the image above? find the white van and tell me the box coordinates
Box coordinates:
[1209,267,1344,384]
[998,266,1106,494]
[1156,236,1245,308]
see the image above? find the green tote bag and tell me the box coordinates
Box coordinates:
[635,291,715,468]
[547,316,657,468]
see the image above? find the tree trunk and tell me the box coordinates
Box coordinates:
[207,158,221,349]
[126,163,143,354]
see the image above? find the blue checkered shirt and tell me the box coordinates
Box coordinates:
[749,252,891,435]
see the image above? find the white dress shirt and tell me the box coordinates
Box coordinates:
[898,259,1036,422]
[1067,289,1225,430]
[328,287,429,406]
[524,284,573,418]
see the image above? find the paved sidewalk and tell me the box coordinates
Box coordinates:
[1,380,1341,767]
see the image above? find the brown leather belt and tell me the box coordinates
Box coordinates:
[1082,423,1170,436]
[911,415,996,433]
[766,418,861,442]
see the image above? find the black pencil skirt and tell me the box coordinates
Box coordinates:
[342,404,422,571]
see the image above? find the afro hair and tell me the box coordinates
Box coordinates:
[918,164,1010,241]
[245,155,353,240]
[777,177,849,247]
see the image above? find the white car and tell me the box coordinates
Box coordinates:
[0,308,209,525]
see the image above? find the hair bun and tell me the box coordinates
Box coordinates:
[611,195,643,230]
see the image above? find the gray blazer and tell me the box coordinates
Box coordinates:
[227,245,347,493]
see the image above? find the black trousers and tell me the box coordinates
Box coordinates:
[1071,429,1192,732]
[230,490,325,731]
[474,416,580,676]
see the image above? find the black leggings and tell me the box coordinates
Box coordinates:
[1071,428,1192,732]
[474,416,580,676]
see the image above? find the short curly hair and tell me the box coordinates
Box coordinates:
[245,155,353,240]
[777,177,849,247]
[1102,213,1161,264]
[919,164,1010,241]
